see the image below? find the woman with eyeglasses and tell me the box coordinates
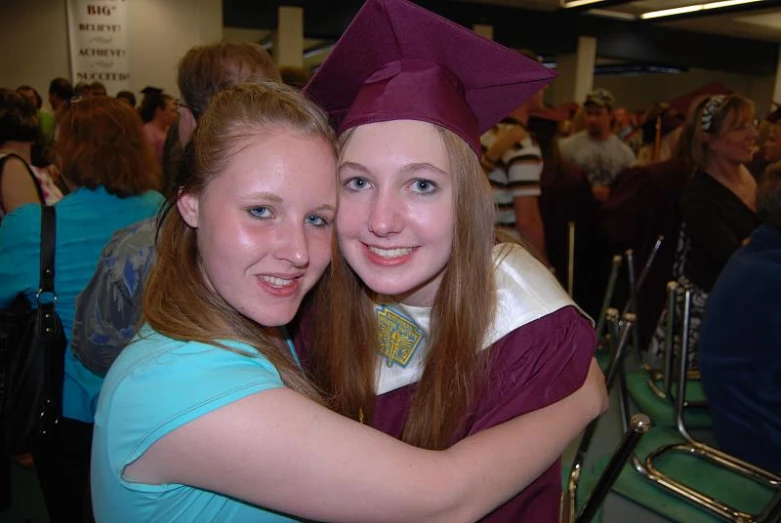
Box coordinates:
[650,94,760,365]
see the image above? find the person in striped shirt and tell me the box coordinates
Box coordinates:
[480,67,548,263]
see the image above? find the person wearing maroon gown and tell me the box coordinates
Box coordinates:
[300,1,602,521]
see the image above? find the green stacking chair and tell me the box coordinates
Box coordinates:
[562,310,653,523]
[626,281,712,430]
[606,289,781,522]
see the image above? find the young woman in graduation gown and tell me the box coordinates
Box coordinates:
[299,1,603,520]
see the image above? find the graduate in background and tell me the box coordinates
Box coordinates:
[302,0,603,520]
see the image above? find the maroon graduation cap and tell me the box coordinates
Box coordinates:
[304,0,556,154]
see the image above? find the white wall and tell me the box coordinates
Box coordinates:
[0,0,222,108]
[0,0,71,106]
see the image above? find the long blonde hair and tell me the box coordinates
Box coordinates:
[310,125,497,449]
[144,82,335,402]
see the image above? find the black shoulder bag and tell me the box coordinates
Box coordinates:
[0,205,66,456]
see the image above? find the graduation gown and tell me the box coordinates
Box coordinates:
[296,244,596,522]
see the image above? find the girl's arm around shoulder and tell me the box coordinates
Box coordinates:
[127,361,608,523]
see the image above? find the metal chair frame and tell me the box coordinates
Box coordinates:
[643,281,708,408]
[562,311,653,523]
[616,288,781,522]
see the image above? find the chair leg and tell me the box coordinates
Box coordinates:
[574,414,653,523]
[595,255,622,345]
[563,314,636,523]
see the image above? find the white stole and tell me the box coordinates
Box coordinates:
[375,243,586,395]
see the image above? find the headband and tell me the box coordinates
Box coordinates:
[701,95,727,132]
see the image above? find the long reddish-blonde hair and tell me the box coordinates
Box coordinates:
[310,125,497,449]
[144,82,335,402]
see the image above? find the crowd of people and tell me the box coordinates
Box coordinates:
[0,0,778,521]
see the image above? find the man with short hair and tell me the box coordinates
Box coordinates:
[559,88,635,202]
[71,41,281,377]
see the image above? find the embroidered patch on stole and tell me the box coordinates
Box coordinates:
[376,306,423,368]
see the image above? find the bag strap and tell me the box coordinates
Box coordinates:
[0,153,46,205]
[38,206,59,341]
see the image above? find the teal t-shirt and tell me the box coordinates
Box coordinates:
[92,325,299,522]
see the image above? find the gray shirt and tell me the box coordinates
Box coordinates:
[559,131,635,186]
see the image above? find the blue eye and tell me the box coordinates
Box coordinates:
[248,206,271,219]
[306,214,330,227]
[344,177,370,191]
[411,179,437,194]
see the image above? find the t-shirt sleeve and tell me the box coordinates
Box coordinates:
[103,338,286,492]
[464,306,596,436]
[0,204,40,307]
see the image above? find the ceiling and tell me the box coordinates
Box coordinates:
[223,0,781,75]
[451,0,781,41]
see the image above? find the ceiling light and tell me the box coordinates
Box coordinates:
[562,0,606,9]
[588,8,638,19]
[641,0,764,19]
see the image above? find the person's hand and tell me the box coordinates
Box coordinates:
[591,185,610,203]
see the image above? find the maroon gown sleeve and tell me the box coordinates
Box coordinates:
[373,305,596,522]
[468,305,595,523]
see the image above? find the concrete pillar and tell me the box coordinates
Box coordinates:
[273,6,303,68]
[552,36,597,106]
[473,24,493,40]
[772,43,781,111]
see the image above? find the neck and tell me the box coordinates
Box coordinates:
[0,142,32,164]
[704,156,743,183]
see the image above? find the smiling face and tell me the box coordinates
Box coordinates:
[178,130,337,327]
[337,120,454,307]
[707,109,758,165]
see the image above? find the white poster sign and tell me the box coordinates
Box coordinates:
[67,0,130,94]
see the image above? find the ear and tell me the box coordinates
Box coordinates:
[178,107,197,147]
[177,191,200,228]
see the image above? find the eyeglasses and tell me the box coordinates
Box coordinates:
[728,119,759,133]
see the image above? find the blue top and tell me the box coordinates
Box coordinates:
[92,325,298,522]
[699,224,781,472]
[0,186,163,422]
